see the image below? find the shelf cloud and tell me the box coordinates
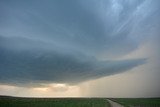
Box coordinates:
[1,0,159,87]
[0,35,146,86]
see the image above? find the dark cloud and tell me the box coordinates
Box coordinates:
[0,35,146,86]
[0,0,158,86]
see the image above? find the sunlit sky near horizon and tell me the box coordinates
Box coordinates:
[0,0,160,97]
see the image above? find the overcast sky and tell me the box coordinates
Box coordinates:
[0,0,160,97]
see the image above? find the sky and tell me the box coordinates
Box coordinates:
[0,0,160,98]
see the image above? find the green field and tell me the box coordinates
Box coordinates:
[110,98,160,107]
[0,96,110,107]
[1,96,160,107]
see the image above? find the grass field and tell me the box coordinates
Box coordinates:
[0,96,110,107]
[110,98,160,107]
[1,96,160,107]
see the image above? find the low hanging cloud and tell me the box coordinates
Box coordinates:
[0,0,159,86]
[0,35,146,86]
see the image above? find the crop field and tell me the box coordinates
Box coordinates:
[0,96,110,107]
[110,98,160,107]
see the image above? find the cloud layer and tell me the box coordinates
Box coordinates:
[0,35,146,85]
[1,0,159,86]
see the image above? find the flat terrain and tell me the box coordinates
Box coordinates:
[0,96,110,107]
[1,96,160,107]
[110,98,160,107]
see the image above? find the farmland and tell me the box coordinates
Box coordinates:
[110,98,160,107]
[0,96,110,107]
[1,95,160,107]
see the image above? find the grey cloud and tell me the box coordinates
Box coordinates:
[0,0,158,86]
[1,0,155,57]
[0,36,146,86]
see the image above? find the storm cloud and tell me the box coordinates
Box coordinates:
[0,0,158,86]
